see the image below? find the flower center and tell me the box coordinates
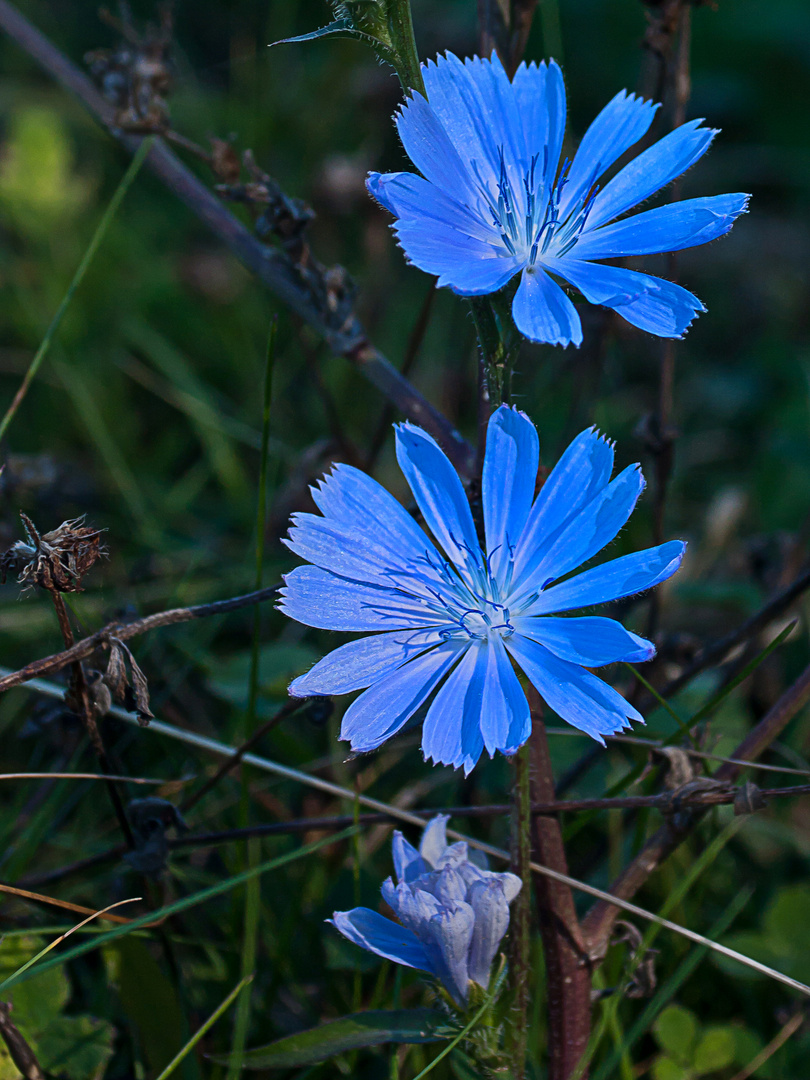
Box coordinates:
[474,149,601,265]
[458,599,514,641]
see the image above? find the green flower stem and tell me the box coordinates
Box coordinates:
[385,0,425,93]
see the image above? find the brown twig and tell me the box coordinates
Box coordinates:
[48,590,135,849]
[0,0,474,476]
[582,660,810,957]
[0,881,135,924]
[729,1007,807,1080]
[529,691,592,1080]
[366,278,437,470]
[508,743,533,1079]
[16,781,810,890]
[0,583,281,694]
[641,561,810,713]
[180,697,305,813]
[640,0,692,637]
[477,0,540,75]
[0,1004,45,1080]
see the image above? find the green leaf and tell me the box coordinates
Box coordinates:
[0,937,114,1080]
[206,643,319,705]
[0,936,69,1024]
[27,1014,115,1080]
[652,1056,691,1080]
[210,1009,450,1069]
[113,939,185,1074]
[653,1006,698,1065]
[271,19,358,45]
[693,1027,737,1075]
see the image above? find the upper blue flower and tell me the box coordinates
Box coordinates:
[367,52,749,346]
[280,406,685,773]
[331,815,521,1006]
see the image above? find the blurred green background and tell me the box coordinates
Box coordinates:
[0,0,809,1077]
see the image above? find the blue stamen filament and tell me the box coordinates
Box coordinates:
[477,146,602,265]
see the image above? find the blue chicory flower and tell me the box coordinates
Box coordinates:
[331,815,520,1005]
[280,405,685,773]
[366,52,749,346]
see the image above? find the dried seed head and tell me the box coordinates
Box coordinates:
[0,512,106,592]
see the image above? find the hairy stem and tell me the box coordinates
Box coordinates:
[508,744,532,1077]
[529,691,592,1079]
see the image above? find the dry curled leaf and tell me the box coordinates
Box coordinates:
[103,637,154,725]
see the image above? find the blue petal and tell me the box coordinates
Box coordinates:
[419,815,450,867]
[547,259,705,338]
[512,427,614,581]
[587,119,716,230]
[512,59,566,187]
[395,423,483,574]
[515,463,646,599]
[422,52,526,183]
[482,406,540,581]
[392,832,429,883]
[279,566,442,632]
[512,267,583,346]
[534,540,686,614]
[394,218,523,294]
[340,641,465,752]
[285,510,431,588]
[366,171,497,244]
[480,635,531,757]
[467,879,509,988]
[512,615,655,666]
[505,636,643,742]
[392,880,441,937]
[309,463,441,569]
[394,88,480,202]
[431,867,469,906]
[331,909,437,973]
[289,629,445,697]
[558,91,659,218]
[426,902,475,1004]
[572,194,750,259]
[421,643,487,773]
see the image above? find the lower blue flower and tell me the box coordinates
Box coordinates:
[280,405,685,773]
[331,816,520,1005]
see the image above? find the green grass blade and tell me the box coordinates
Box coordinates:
[0,826,357,994]
[227,318,278,1078]
[125,319,250,500]
[571,819,744,1080]
[155,974,254,1080]
[591,887,753,1080]
[0,138,151,443]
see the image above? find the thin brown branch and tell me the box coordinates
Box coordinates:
[0,1004,46,1080]
[582,660,810,957]
[180,697,305,813]
[17,782,810,890]
[529,691,592,1080]
[0,0,474,476]
[366,278,437,470]
[0,881,135,924]
[729,1008,807,1080]
[49,590,135,849]
[0,771,170,783]
[0,583,281,694]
